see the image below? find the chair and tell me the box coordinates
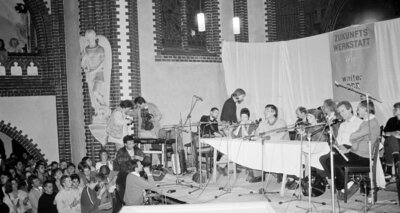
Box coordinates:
[343,138,380,203]
[191,132,213,179]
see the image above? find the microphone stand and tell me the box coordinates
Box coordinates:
[161,96,201,189]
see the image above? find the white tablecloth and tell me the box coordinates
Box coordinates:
[201,138,329,177]
[201,137,386,188]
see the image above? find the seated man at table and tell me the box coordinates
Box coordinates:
[320,100,378,199]
[256,104,289,140]
[199,107,223,137]
[383,102,400,179]
[250,104,289,182]
[319,100,362,175]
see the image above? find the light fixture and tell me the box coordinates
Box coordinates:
[197,13,205,32]
[233,17,240,34]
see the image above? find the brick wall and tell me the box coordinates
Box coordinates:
[265,0,308,41]
[0,0,71,162]
[265,0,278,41]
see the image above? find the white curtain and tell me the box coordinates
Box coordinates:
[222,18,400,125]
[375,18,400,121]
[222,34,333,124]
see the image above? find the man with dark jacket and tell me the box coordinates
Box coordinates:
[221,88,246,124]
[38,180,58,213]
[114,136,147,171]
[80,174,110,213]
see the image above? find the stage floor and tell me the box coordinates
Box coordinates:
[153,168,400,212]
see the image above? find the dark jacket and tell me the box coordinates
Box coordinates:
[114,146,146,171]
[221,97,237,123]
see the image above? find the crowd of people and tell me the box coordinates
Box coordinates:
[0,134,158,213]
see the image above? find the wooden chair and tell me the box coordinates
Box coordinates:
[191,132,213,179]
[343,139,380,203]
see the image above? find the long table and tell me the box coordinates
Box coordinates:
[201,138,330,196]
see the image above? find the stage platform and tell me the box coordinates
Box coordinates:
[150,168,400,213]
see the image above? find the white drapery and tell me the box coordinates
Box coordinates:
[222,18,400,124]
[222,34,333,124]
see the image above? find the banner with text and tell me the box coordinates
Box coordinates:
[330,23,380,101]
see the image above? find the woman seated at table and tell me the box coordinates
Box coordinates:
[294,108,329,188]
[217,108,256,176]
[231,108,257,138]
[296,108,328,142]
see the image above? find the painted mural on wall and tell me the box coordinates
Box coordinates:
[0,0,36,53]
[80,30,112,145]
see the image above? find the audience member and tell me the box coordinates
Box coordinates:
[28,175,42,213]
[81,157,96,172]
[124,160,157,206]
[59,161,68,171]
[78,165,95,187]
[96,150,113,172]
[80,174,110,213]
[34,162,48,184]
[52,169,63,193]
[3,178,31,213]
[38,180,57,213]
[65,163,76,176]
[114,135,146,171]
[54,175,80,213]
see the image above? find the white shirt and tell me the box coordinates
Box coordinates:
[127,148,135,159]
[336,115,363,146]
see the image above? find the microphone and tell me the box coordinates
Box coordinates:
[194,95,203,101]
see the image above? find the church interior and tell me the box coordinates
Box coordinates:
[1,0,400,212]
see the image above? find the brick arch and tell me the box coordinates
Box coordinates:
[0,120,46,162]
[24,0,51,52]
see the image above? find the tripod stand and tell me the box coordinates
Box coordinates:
[169,96,202,189]
[295,132,327,212]
[238,137,279,201]
[214,125,236,199]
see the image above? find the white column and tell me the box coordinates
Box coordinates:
[116,0,132,100]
